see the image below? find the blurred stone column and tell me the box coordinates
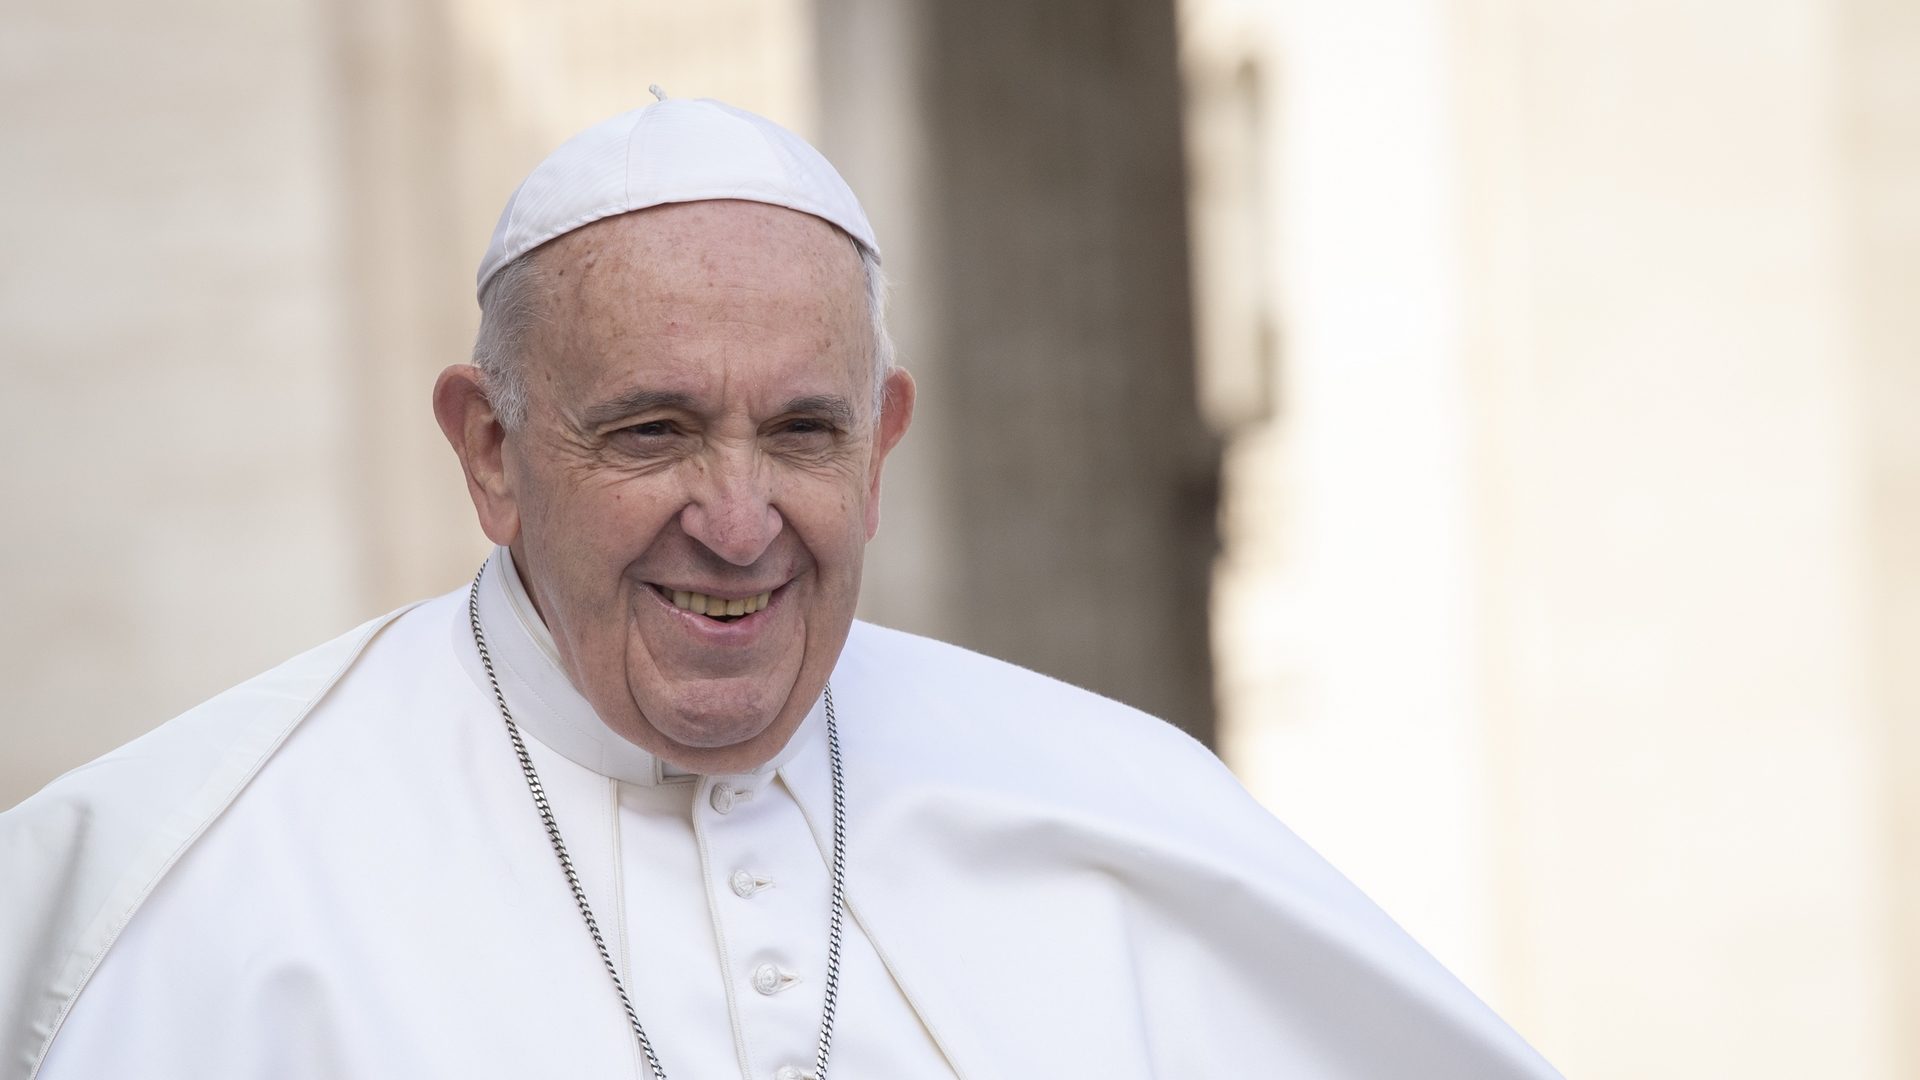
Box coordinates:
[324,0,511,612]
[0,0,366,807]
[1451,1,1916,1073]
[817,0,1219,743]
[1839,1,1920,1074]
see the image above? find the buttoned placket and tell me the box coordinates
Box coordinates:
[696,766,832,1080]
[469,558,955,1078]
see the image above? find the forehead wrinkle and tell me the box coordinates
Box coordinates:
[528,203,871,415]
[556,206,862,320]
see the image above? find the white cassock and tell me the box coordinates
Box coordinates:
[2,548,1558,1079]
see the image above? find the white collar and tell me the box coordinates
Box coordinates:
[468,547,820,787]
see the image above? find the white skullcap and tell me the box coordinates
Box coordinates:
[476,95,878,298]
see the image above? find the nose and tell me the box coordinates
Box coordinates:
[678,449,783,567]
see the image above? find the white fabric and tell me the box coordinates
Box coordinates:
[476,97,878,296]
[2,566,1561,1079]
[0,606,408,1080]
[28,551,951,1080]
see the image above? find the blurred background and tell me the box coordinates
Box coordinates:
[3,0,1915,1075]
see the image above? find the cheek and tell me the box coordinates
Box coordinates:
[590,487,681,551]
[531,479,682,572]
[787,487,870,575]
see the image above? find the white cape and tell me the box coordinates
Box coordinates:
[1,591,1558,1078]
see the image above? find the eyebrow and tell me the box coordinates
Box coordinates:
[779,394,857,428]
[581,389,700,429]
[579,389,858,430]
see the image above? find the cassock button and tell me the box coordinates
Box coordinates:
[775,1067,818,1080]
[730,870,774,898]
[752,962,801,996]
[710,783,753,814]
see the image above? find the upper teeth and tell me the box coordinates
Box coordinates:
[671,589,772,616]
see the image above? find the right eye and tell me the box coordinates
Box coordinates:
[618,420,675,438]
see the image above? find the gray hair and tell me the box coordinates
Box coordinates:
[472,239,896,430]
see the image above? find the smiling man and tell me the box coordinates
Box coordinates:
[437,196,912,776]
[1,99,1557,1080]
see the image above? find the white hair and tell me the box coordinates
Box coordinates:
[472,237,895,430]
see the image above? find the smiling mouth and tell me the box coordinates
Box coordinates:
[652,585,775,623]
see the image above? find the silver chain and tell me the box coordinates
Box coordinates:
[467,565,848,1080]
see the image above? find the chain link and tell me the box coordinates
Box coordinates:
[467,565,847,1080]
[814,683,847,1078]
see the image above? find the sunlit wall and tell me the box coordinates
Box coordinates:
[1185,0,1918,1076]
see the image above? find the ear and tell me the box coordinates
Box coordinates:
[433,364,521,547]
[864,366,916,540]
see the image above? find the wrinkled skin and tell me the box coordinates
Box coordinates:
[435,200,915,774]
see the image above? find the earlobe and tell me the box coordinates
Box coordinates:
[432,365,521,546]
[864,367,917,540]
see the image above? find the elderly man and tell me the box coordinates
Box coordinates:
[2,98,1556,1079]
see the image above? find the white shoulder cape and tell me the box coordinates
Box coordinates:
[1,593,1557,1078]
[2,607,408,1078]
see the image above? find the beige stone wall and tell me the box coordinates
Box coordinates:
[1184,0,1505,1018]
[2,0,362,804]
[1187,0,1918,1075]
[1838,4,1920,1074]
[1455,2,1896,1072]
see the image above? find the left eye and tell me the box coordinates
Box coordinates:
[782,419,828,435]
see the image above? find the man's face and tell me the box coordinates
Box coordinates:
[492,200,911,773]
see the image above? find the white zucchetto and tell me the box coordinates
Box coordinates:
[476,95,879,297]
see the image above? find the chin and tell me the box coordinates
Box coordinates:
[638,684,786,751]
[656,712,775,751]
